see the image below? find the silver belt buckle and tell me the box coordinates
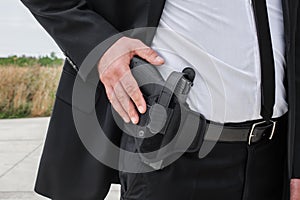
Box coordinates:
[248,120,277,145]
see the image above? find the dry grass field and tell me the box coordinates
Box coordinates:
[0,65,62,118]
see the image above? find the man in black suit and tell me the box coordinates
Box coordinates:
[21,0,300,199]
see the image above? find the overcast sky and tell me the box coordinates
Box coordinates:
[0,0,64,57]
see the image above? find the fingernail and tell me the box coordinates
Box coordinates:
[138,106,145,114]
[131,116,139,124]
[154,56,164,63]
[123,117,130,123]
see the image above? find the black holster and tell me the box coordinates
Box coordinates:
[120,57,206,170]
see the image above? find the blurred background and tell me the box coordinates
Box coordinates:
[0,0,63,58]
[0,0,119,199]
[0,0,63,120]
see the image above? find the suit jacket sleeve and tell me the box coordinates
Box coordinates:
[292,1,300,178]
[21,0,122,77]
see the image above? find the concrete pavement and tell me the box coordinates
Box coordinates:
[0,117,120,200]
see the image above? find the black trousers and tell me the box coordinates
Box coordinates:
[119,116,288,200]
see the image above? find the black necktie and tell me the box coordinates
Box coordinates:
[252,0,276,122]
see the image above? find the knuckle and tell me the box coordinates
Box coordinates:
[125,84,138,95]
[118,36,131,47]
[111,65,127,78]
[113,82,120,91]
[149,50,157,58]
[132,39,144,50]
[131,92,142,103]
[117,93,127,103]
[144,47,153,55]
[132,38,141,44]
[119,36,127,42]
[101,65,126,83]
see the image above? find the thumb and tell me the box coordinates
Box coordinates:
[133,44,164,66]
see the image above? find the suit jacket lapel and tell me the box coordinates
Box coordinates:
[147,0,166,27]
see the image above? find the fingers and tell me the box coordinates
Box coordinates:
[114,82,140,124]
[105,86,130,123]
[98,37,164,124]
[120,71,147,114]
[101,65,145,124]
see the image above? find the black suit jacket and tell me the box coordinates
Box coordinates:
[21,0,300,199]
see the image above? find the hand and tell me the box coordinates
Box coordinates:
[291,179,300,200]
[98,36,164,124]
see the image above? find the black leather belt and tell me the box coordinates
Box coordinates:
[202,115,285,145]
[182,112,287,155]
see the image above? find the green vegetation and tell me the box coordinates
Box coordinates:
[0,54,63,119]
[0,52,63,67]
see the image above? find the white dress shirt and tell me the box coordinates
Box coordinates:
[151,0,288,123]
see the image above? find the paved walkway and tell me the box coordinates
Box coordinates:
[0,117,120,200]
